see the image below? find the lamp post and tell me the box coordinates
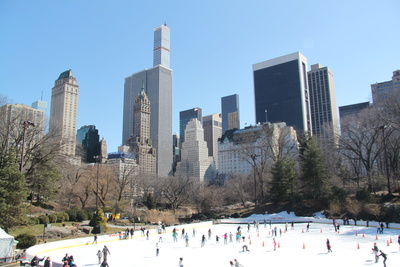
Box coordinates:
[19,121,35,172]
[250,154,259,205]
[94,155,101,209]
[379,125,391,195]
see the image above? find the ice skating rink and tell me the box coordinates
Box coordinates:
[26,213,400,267]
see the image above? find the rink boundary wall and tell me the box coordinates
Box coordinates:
[25,221,213,267]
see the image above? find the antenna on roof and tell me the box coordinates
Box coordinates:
[41,90,43,101]
[164,21,167,26]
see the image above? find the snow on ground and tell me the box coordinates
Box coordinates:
[26,212,400,267]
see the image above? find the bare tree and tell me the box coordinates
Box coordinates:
[159,173,195,212]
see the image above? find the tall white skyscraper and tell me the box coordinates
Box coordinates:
[49,69,79,156]
[178,118,214,182]
[123,24,172,177]
[153,23,170,68]
[308,64,339,141]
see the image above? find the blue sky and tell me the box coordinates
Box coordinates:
[1,0,399,152]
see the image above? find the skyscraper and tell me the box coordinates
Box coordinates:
[371,70,400,104]
[221,94,240,134]
[253,52,311,133]
[123,24,172,177]
[126,86,157,176]
[178,118,214,182]
[76,125,101,163]
[179,108,202,144]
[307,64,339,140]
[202,113,222,169]
[49,70,79,156]
[153,23,170,68]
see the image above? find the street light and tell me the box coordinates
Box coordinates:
[379,125,391,195]
[93,155,102,209]
[19,121,35,172]
[250,154,259,205]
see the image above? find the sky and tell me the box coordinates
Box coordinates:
[25,212,400,267]
[1,0,399,152]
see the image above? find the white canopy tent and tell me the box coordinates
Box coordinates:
[0,227,16,263]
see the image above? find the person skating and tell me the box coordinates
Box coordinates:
[30,255,45,267]
[102,245,111,261]
[100,259,109,267]
[229,261,234,267]
[273,238,277,251]
[201,234,206,247]
[326,238,332,253]
[242,244,250,252]
[96,250,102,264]
[155,242,160,256]
[43,256,52,267]
[378,250,387,267]
[372,243,379,263]
[179,257,184,267]
[185,233,189,247]
[93,234,98,244]
[234,259,244,267]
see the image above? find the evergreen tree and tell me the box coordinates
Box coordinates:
[299,135,330,199]
[89,208,108,230]
[145,193,157,210]
[0,152,28,232]
[270,158,297,203]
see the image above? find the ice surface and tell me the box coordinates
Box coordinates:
[26,212,400,267]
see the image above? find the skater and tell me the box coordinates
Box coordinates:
[326,238,332,253]
[30,255,45,266]
[372,243,379,263]
[273,238,277,251]
[100,259,109,267]
[229,261,234,267]
[242,244,250,252]
[173,229,178,242]
[92,234,98,244]
[102,245,111,261]
[192,228,196,237]
[146,229,150,240]
[306,223,310,232]
[181,228,185,239]
[179,257,184,267]
[234,259,244,267]
[96,250,102,264]
[154,243,160,256]
[185,233,189,247]
[216,235,220,244]
[208,229,212,240]
[201,234,206,247]
[61,254,69,263]
[247,223,250,233]
[378,250,387,267]
[43,256,52,267]
[130,228,134,238]
[398,234,400,249]
[223,233,228,244]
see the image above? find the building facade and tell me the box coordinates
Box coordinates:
[202,113,222,169]
[0,103,45,150]
[179,108,202,145]
[339,102,371,120]
[106,151,139,199]
[123,24,172,177]
[49,69,79,157]
[218,122,297,176]
[307,64,339,141]
[221,94,240,134]
[253,52,311,133]
[371,70,400,104]
[178,118,214,183]
[76,125,101,163]
[126,86,157,176]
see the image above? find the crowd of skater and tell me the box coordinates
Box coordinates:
[27,218,400,267]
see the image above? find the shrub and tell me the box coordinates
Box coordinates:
[356,188,371,202]
[84,209,93,220]
[38,215,49,224]
[76,210,88,222]
[27,217,39,225]
[59,212,69,222]
[48,214,57,223]
[66,209,77,221]
[89,208,108,231]
[15,233,37,249]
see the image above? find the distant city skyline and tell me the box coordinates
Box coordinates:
[1,1,398,152]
